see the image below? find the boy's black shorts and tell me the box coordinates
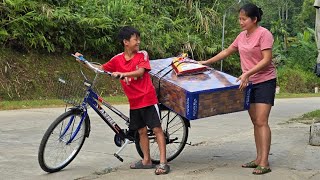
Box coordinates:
[250,78,276,106]
[129,104,161,131]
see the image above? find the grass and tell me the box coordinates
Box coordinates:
[276,93,320,98]
[286,109,320,125]
[0,96,128,110]
[276,93,320,124]
[275,93,320,124]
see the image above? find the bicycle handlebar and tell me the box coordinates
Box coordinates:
[71,54,109,74]
[71,54,125,80]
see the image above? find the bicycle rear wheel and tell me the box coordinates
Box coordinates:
[135,109,189,164]
[38,110,87,173]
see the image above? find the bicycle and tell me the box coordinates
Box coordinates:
[38,55,190,173]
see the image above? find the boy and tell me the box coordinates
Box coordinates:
[74,26,170,175]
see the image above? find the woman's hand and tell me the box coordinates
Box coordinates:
[198,60,208,65]
[236,73,250,91]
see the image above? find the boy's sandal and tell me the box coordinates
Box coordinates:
[130,160,154,169]
[242,160,258,168]
[252,165,272,175]
[155,163,170,175]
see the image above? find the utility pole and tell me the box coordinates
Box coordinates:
[314,0,320,76]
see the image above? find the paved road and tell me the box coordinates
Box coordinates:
[1,97,320,180]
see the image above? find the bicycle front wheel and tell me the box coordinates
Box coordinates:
[135,109,189,164]
[38,110,87,173]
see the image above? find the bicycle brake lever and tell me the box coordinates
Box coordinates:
[116,74,125,80]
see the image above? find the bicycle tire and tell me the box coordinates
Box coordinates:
[38,110,87,173]
[135,109,188,164]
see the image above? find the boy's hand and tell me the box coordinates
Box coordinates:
[112,72,124,79]
[112,72,128,84]
[74,52,83,57]
[73,52,86,64]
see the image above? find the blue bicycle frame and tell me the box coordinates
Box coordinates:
[62,80,130,145]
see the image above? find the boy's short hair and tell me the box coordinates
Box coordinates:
[118,26,140,46]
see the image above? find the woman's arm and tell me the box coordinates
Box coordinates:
[246,49,272,77]
[200,45,238,65]
[237,49,273,90]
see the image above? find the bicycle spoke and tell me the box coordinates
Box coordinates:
[168,125,184,136]
[168,120,183,129]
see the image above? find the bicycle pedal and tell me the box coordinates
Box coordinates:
[114,153,123,162]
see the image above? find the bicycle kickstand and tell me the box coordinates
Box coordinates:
[113,139,130,162]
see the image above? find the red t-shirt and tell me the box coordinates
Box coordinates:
[102,51,158,109]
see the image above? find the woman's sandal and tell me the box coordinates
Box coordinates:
[242,161,258,168]
[252,165,272,175]
[155,163,170,175]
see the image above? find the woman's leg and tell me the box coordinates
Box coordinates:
[250,103,272,171]
[248,104,261,164]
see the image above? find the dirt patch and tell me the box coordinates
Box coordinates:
[187,166,216,175]
[75,167,117,180]
[191,141,208,147]
[283,118,320,125]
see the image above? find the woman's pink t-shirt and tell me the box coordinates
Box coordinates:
[231,26,276,84]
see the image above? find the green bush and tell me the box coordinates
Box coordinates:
[0,0,225,60]
[277,67,320,93]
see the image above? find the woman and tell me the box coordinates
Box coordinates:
[200,3,276,175]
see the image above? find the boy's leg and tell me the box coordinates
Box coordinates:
[142,104,166,163]
[142,104,170,174]
[129,108,153,168]
[137,126,152,165]
[153,126,170,174]
[153,127,167,164]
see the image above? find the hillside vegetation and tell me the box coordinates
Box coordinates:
[0,0,320,100]
[0,49,123,101]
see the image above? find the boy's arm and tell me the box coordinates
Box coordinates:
[113,52,150,79]
[112,68,145,79]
